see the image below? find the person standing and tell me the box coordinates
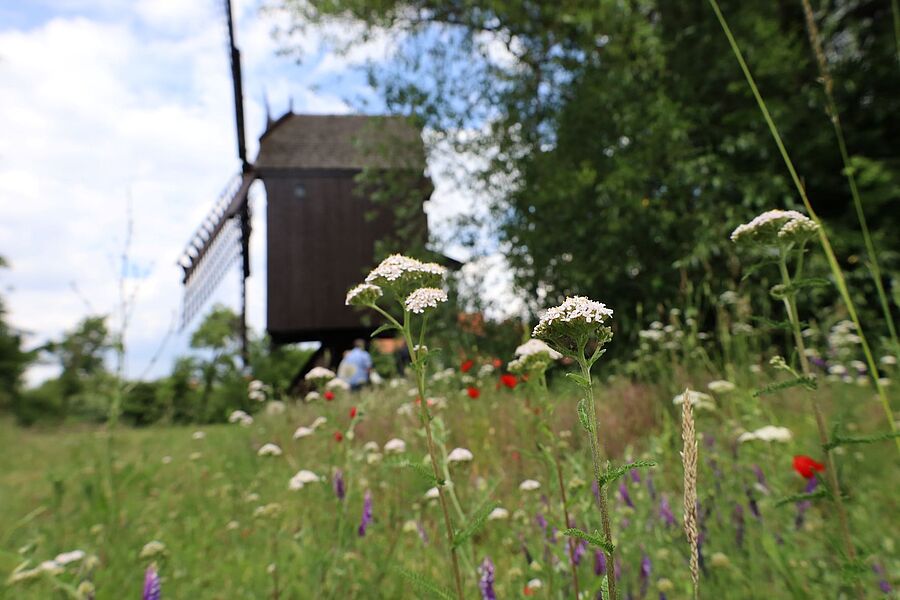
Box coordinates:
[340,339,373,391]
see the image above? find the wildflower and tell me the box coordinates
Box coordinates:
[873,563,892,594]
[487,507,509,520]
[515,338,562,360]
[467,386,481,399]
[795,476,818,529]
[305,366,336,383]
[793,455,825,479]
[265,401,286,416]
[333,431,344,442]
[161,456,172,464]
[288,470,321,491]
[880,355,897,366]
[54,550,85,565]
[228,410,253,426]
[618,481,634,508]
[404,287,449,314]
[730,209,818,245]
[349,406,358,419]
[189,451,202,461]
[524,579,542,595]
[447,447,474,463]
[310,416,327,429]
[326,378,351,392]
[479,557,496,600]
[424,487,440,500]
[192,431,206,440]
[384,438,407,453]
[226,520,239,531]
[673,390,716,411]
[659,495,676,526]
[304,391,320,402]
[640,553,652,597]
[499,374,518,389]
[657,578,674,593]
[253,503,282,519]
[139,541,166,559]
[358,490,373,536]
[293,426,314,439]
[257,443,282,457]
[738,425,793,443]
[572,539,587,566]
[519,479,541,491]
[324,391,335,401]
[77,581,95,599]
[533,296,614,354]
[707,380,736,394]
[345,283,383,306]
[143,565,161,600]
[710,552,730,568]
[363,441,380,452]
[461,359,474,373]
[364,254,446,291]
[333,470,346,500]
[594,549,607,575]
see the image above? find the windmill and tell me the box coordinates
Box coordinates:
[178,0,434,369]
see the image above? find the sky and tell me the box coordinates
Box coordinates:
[0,0,521,385]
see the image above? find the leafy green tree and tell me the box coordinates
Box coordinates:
[42,315,113,418]
[0,257,32,413]
[189,304,243,421]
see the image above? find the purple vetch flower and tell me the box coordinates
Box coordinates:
[333,469,345,501]
[795,476,818,529]
[733,503,745,548]
[629,459,641,483]
[614,557,622,579]
[873,563,892,594]
[357,490,373,537]
[658,495,676,527]
[810,355,828,371]
[639,553,651,598]
[703,432,715,450]
[746,488,761,520]
[143,565,161,600]
[535,512,548,533]
[752,465,770,493]
[549,527,559,544]
[619,481,634,508]
[573,539,588,566]
[646,473,657,500]
[594,549,607,575]
[479,557,496,600]
[416,520,429,545]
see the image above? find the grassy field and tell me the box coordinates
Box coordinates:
[1,365,897,599]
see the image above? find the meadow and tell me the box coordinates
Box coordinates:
[2,348,897,598]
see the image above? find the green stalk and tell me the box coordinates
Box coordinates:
[578,355,618,600]
[801,0,900,356]
[708,0,899,452]
[778,253,861,599]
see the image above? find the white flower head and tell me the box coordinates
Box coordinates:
[192,431,206,440]
[519,479,541,491]
[265,400,286,416]
[346,283,383,306]
[365,254,446,293]
[139,540,166,559]
[305,391,321,402]
[293,426,314,440]
[305,367,336,383]
[672,390,716,411]
[707,380,736,394]
[424,487,440,500]
[54,550,85,566]
[447,447,474,463]
[257,443,282,457]
[738,425,793,443]
[731,209,818,246]
[384,438,407,453]
[515,339,563,360]
[288,470,321,490]
[511,338,562,374]
[533,296,614,353]
[310,416,327,430]
[228,410,254,426]
[326,377,351,392]
[487,507,510,520]
[405,287,448,314]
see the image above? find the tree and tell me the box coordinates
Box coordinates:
[0,257,32,413]
[42,315,113,418]
[189,304,243,421]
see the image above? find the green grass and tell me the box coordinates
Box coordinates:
[1,369,898,598]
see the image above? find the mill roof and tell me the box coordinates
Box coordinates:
[255,113,425,171]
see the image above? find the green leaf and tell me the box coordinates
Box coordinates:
[576,398,592,432]
[598,459,657,488]
[562,527,614,554]
[383,457,441,486]
[394,568,455,600]
[753,376,817,397]
[566,372,592,388]
[370,322,396,337]
[774,488,829,507]
[824,429,900,451]
[452,499,499,548]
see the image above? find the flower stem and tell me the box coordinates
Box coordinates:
[553,453,581,599]
[579,357,618,600]
[778,255,861,599]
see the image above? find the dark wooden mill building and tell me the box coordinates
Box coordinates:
[179,112,431,366]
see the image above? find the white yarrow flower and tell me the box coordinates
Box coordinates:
[383,438,407,453]
[305,391,321,402]
[738,425,793,443]
[487,507,510,520]
[326,378,351,391]
[192,431,206,440]
[447,447,474,463]
[139,540,166,558]
[345,283,383,306]
[519,479,541,491]
[707,380,736,394]
[288,470,321,490]
[305,367,336,382]
[515,339,563,360]
[53,550,85,566]
[293,426,314,439]
[310,416,327,430]
[731,209,818,244]
[424,487,440,500]
[257,443,282,457]
[404,287,448,314]
[672,390,716,411]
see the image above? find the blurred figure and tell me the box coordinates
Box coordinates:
[339,339,373,391]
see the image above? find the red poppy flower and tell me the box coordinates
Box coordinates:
[466,386,481,399]
[460,359,474,373]
[349,406,357,419]
[793,455,825,479]
[523,585,535,596]
[324,390,335,401]
[334,431,343,442]
[500,374,518,389]
[492,358,503,368]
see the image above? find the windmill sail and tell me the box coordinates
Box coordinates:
[178,172,253,329]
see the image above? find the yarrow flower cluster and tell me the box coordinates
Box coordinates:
[730,209,819,246]
[738,425,793,443]
[404,287,448,314]
[533,296,614,355]
[672,390,716,411]
[305,367,336,384]
[228,409,253,426]
[447,447,474,463]
[509,338,562,376]
[365,254,445,286]
[345,283,383,306]
[288,469,321,490]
